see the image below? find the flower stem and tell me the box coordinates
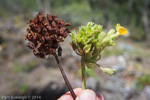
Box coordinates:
[54,53,76,100]
[81,57,86,89]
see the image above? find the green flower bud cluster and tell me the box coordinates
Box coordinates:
[70,22,118,75]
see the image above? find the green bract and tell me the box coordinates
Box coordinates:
[70,22,118,76]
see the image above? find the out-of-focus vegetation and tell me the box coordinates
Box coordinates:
[11,61,37,73]
[137,74,150,89]
[0,0,150,42]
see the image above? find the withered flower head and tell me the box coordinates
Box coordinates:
[25,13,71,59]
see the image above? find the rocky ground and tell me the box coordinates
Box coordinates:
[0,18,150,100]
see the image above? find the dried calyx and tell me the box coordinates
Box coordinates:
[25,13,71,58]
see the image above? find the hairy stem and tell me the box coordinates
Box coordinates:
[81,57,86,89]
[54,53,76,100]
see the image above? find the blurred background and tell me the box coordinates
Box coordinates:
[0,0,150,100]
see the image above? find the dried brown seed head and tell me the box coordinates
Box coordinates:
[25,13,71,59]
